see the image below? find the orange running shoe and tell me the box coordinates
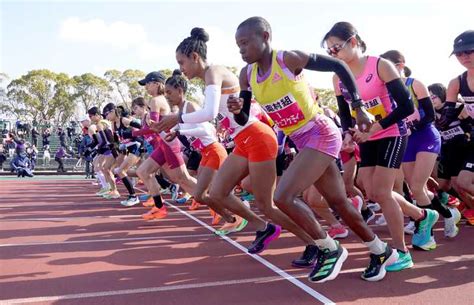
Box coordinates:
[142,197,155,207]
[188,199,201,210]
[142,206,167,220]
[462,209,474,226]
[209,208,222,226]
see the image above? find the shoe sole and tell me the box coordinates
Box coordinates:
[361,249,399,282]
[413,212,439,248]
[309,247,348,283]
[121,201,140,207]
[365,213,376,224]
[330,231,349,239]
[386,260,414,272]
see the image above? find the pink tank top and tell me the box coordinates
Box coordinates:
[339,56,407,140]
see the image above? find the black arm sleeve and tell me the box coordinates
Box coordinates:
[234,90,252,126]
[305,54,362,106]
[412,97,435,131]
[98,130,107,148]
[379,79,415,129]
[337,95,354,132]
[87,134,99,148]
[129,120,142,129]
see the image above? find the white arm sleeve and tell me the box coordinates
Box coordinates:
[181,85,221,123]
[179,123,214,137]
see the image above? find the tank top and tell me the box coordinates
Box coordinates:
[339,56,407,140]
[404,78,426,130]
[249,50,322,136]
[180,100,217,151]
[459,71,474,120]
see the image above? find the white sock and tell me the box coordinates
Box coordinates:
[365,235,386,255]
[315,234,338,251]
[97,172,108,189]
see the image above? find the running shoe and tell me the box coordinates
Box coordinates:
[142,197,155,207]
[385,250,414,272]
[247,223,281,254]
[328,225,349,239]
[367,201,381,212]
[308,241,348,283]
[188,199,201,211]
[291,245,319,268]
[404,221,416,235]
[439,192,449,205]
[361,245,398,281]
[96,187,110,196]
[462,209,474,226]
[209,209,222,226]
[350,196,363,213]
[362,208,375,224]
[375,215,387,226]
[215,216,248,236]
[170,184,180,201]
[142,206,167,220]
[444,207,462,238]
[175,194,191,204]
[120,195,140,207]
[242,200,251,208]
[139,194,151,201]
[241,193,255,202]
[103,190,120,199]
[159,188,171,195]
[412,209,439,250]
[447,195,460,207]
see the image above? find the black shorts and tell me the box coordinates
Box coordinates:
[186,150,202,171]
[462,140,474,173]
[275,152,286,177]
[359,136,407,169]
[438,139,468,179]
[125,144,141,157]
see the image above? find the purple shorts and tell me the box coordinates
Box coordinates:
[289,115,342,159]
[150,139,184,169]
[403,125,441,163]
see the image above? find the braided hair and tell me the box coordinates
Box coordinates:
[176,27,209,60]
[165,69,188,93]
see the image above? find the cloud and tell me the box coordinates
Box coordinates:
[59,17,148,49]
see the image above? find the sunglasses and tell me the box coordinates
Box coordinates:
[455,50,474,57]
[326,37,353,56]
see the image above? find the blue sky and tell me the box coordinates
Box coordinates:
[1,0,472,89]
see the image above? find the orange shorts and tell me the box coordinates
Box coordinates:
[233,121,277,162]
[200,142,228,170]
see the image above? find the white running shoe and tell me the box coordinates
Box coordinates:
[120,196,140,207]
[404,221,416,235]
[367,202,381,212]
[444,207,461,238]
[375,215,387,226]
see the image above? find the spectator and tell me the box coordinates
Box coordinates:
[31,127,39,147]
[58,127,67,147]
[78,118,94,178]
[11,149,33,177]
[26,144,38,170]
[0,144,6,171]
[42,128,51,149]
[55,146,70,173]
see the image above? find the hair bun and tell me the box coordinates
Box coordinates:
[190,27,209,42]
[172,69,182,77]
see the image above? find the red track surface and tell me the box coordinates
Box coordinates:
[0,179,473,305]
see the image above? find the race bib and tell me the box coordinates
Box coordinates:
[217,113,236,135]
[262,93,305,128]
[351,97,387,121]
[465,103,474,119]
[189,136,205,151]
[441,126,464,140]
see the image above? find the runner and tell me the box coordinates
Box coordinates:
[322,21,439,268]
[229,16,397,282]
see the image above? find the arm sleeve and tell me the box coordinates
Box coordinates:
[412,97,435,130]
[336,95,354,132]
[150,111,159,122]
[234,90,252,126]
[305,54,362,103]
[179,123,213,137]
[379,79,415,129]
[181,85,221,123]
[97,131,106,148]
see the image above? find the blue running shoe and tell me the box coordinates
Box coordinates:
[412,209,439,250]
[139,194,151,201]
[386,250,414,272]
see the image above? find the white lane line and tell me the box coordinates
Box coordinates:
[0,273,310,304]
[166,202,335,305]
[0,233,216,247]
[0,213,185,222]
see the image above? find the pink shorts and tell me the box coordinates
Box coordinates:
[289,115,342,159]
[150,139,184,169]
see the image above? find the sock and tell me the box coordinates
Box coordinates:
[153,195,164,209]
[430,196,452,218]
[315,234,338,251]
[122,177,135,196]
[97,172,108,189]
[155,174,171,189]
[417,209,427,221]
[364,235,386,255]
